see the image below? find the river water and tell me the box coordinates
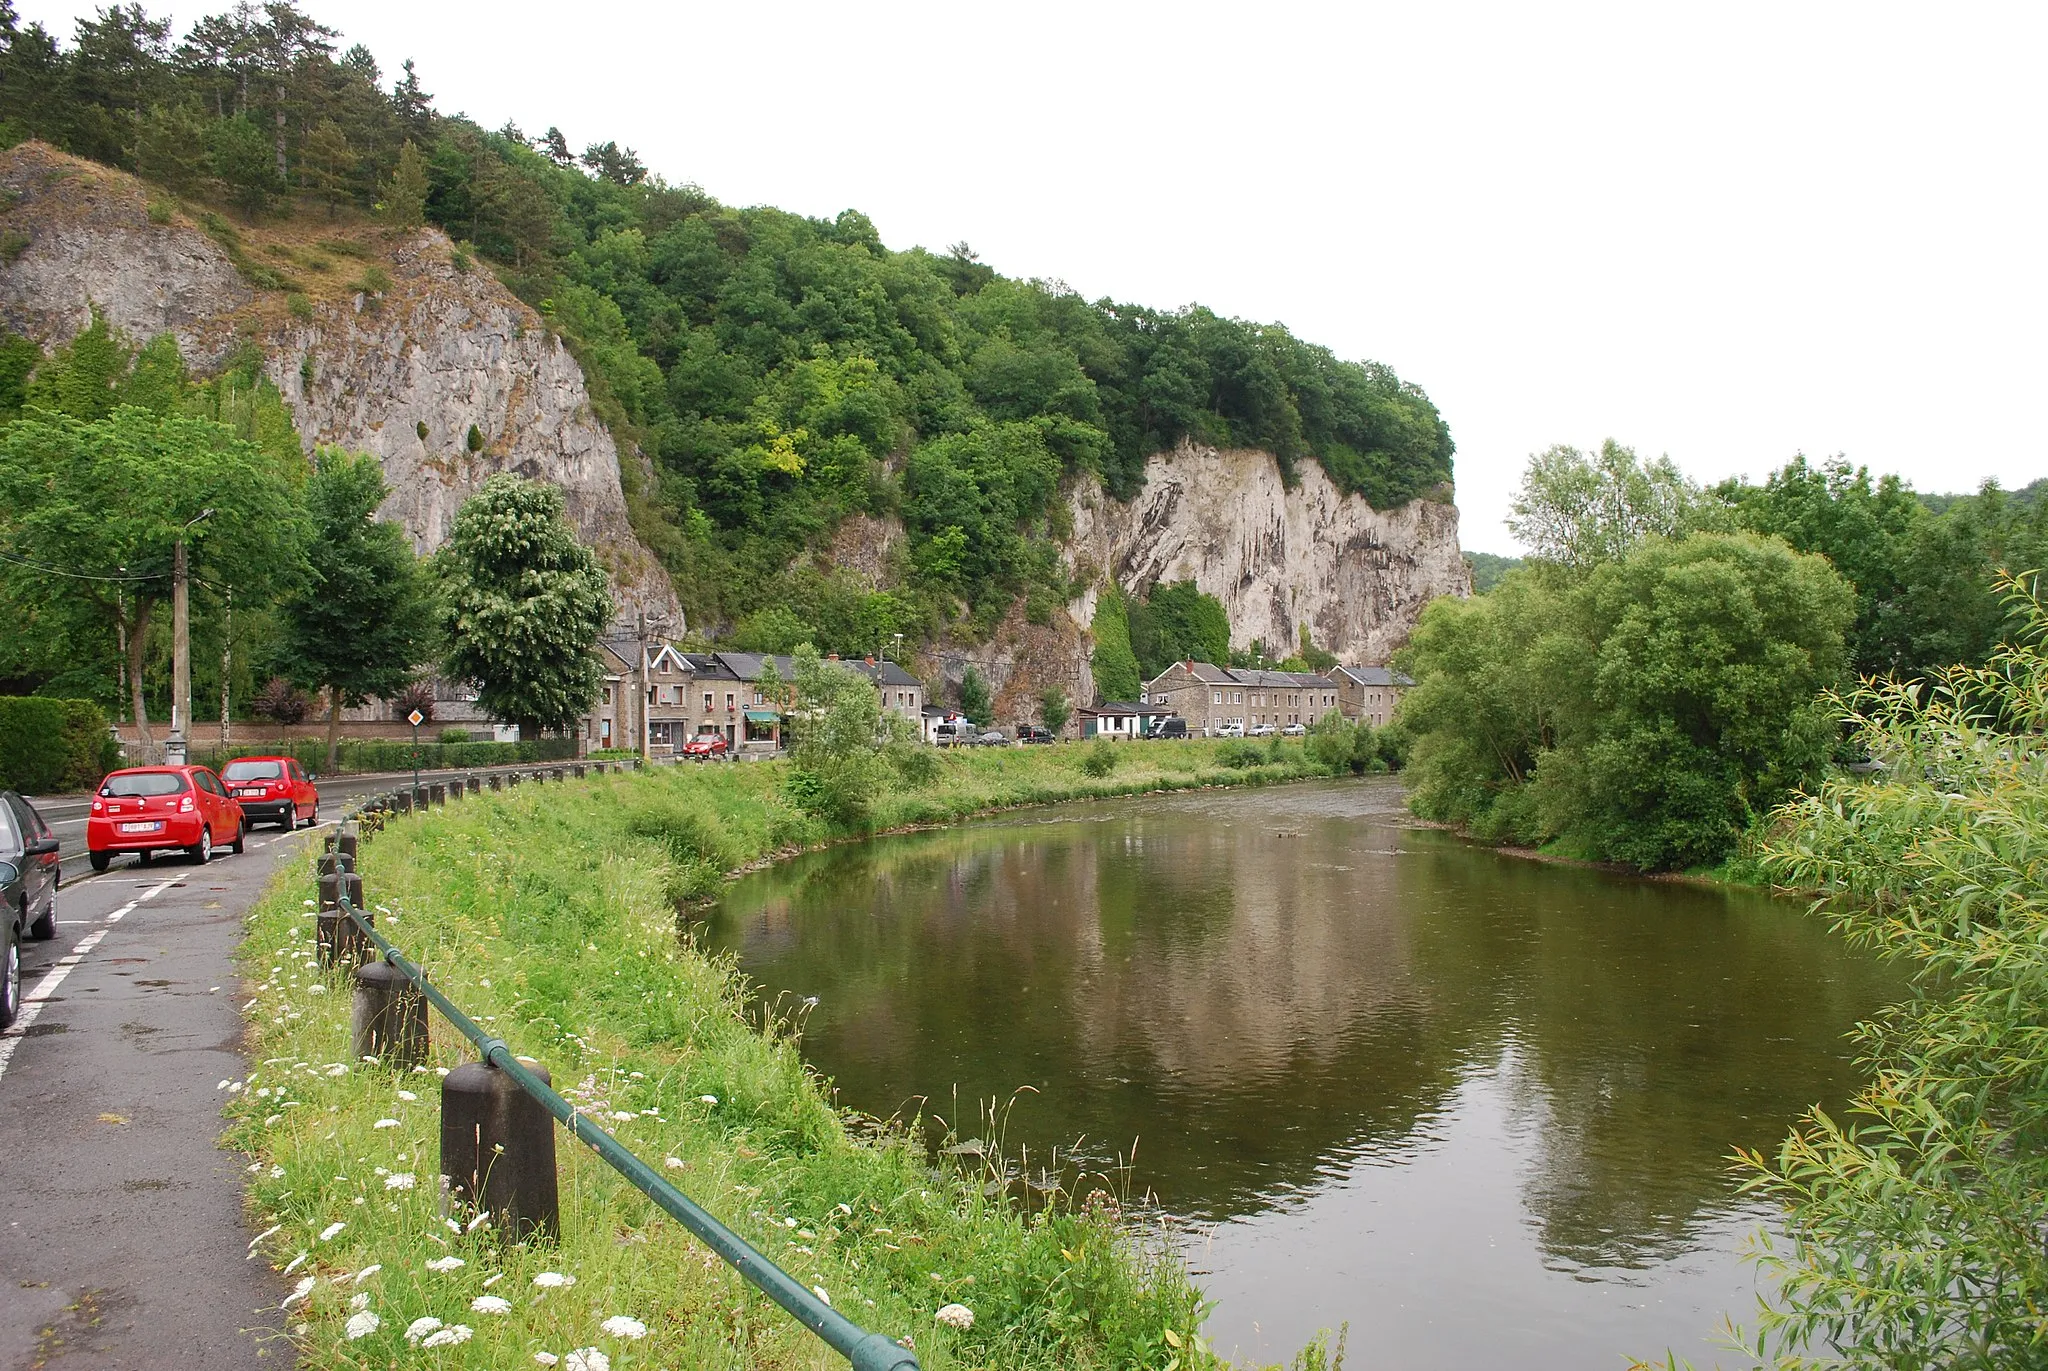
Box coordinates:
[700,779,1902,1368]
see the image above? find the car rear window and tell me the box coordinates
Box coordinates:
[222,760,284,781]
[103,772,187,797]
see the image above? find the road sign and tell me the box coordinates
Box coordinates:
[407,709,424,727]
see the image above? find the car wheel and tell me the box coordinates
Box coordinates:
[188,826,211,865]
[30,891,55,941]
[0,916,19,1029]
[307,803,317,827]
[231,819,246,855]
[89,850,111,873]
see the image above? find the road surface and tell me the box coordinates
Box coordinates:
[0,822,324,1369]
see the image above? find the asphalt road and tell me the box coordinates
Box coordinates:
[0,823,323,1369]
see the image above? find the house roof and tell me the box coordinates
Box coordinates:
[1332,665,1414,687]
[1084,701,1171,716]
[1146,660,1237,687]
[1226,668,1334,688]
[595,641,636,676]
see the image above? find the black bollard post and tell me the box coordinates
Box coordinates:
[551,766,564,782]
[466,775,479,796]
[487,773,502,792]
[441,1057,559,1241]
[393,789,412,814]
[316,869,369,967]
[429,781,446,806]
[316,850,353,877]
[352,959,428,1068]
[323,833,339,854]
[337,829,359,861]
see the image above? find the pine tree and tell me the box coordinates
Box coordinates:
[380,139,427,228]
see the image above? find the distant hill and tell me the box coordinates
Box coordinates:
[1464,551,1523,593]
[1919,477,2048,517]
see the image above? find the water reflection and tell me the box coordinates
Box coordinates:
[702,780,1902,1367]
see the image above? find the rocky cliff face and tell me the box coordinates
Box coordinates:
[927,445,1467,719]
[0,142,677,620]
[1067,443,1467,667]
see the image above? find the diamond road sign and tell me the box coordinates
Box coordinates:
[407,709,424,727]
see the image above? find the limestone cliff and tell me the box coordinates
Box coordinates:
[1066,442,1468,668]
[0,142,677,620]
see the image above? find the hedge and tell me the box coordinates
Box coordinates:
[0,697,120,793]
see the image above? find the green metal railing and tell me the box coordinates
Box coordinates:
[332,802,920,1371]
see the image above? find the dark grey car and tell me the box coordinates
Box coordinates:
[0,789,61,1027]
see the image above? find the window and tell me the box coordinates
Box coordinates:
[222,760,283,782]
[659,658,671,675]
[703,692,713,711]
[753,691,763,705]
[104,771,185,797]
[726,693,736,711]
[1213,691,1221,704]
[1233,692,1242,704]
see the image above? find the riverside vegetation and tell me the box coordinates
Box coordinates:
[230,740,1341,1371]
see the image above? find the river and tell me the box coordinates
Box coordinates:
[700,778,1902,1368]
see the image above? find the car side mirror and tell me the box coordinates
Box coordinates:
[26,837,58,856]
[0,860,17,884]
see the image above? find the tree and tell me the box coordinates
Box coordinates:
[1039,685,1071,737]
[958,664,992,727]
[1400,534,1854,870]
[0,405,304,745]
[133,100,209,191]
[784,642,884,829]
[280,450,438,770]
[297,117,354,216]
[207,113,279,217]
[437,474,611,740]
[381,139,427,228]
[1507,440,1713,569]
[1089,584,1142,703]
[1744,579,2048,1365]
[1127,579,1231,677]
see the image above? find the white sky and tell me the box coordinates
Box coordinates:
[24,1,2048,552]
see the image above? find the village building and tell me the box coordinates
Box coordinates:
[1078,701,1172,739]
[1141,661,1240,734]
[581,645,925,757]
[1330,664,1413,728]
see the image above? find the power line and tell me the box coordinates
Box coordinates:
[0,549,168,583]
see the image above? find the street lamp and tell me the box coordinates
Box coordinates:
[165,507,215,765]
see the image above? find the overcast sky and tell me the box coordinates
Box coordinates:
[24,1,2048,552]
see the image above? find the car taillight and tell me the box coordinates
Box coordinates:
[91,799,103,813]
[179,795,194,812]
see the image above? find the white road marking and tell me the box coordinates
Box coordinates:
[0,876,181,1082]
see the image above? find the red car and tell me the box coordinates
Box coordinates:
[86,765,247,871]
[221,755,320,830]
[681,732,729,760]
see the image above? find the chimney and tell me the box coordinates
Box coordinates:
[827,653,840,661]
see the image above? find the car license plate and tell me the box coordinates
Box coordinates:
[235,788,262,797]
[119,820,163,833]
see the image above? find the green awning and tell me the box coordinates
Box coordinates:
[744,710,781,723]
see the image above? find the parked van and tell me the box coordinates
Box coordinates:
[1149,716,1189,739]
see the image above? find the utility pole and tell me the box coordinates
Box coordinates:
[637,609,650,763]
[165,507,214,766]
[220,586,233,746]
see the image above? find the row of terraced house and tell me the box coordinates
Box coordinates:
[584,641,924,757]
[1128,661,1412,736]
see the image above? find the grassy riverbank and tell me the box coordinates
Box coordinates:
[229,741,1328,1370]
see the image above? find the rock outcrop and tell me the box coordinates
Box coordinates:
[0,142,677,621]
[1066,443,1468,667]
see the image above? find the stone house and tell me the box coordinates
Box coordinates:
[585,646,924,756]
[1078,701,1171,739]
[1330,665,1413,728]
[1141,661,1341,734]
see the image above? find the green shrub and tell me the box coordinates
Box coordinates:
[465,422,484,452]
[317,237,368,259]
[439,727,472,744]
[57,699,119,788]
[351,265,391,296]
[286,291,312,320]
[0,229,29,264]
[1080,739,1119,776]
[0,697,74,791]
[1216,740,1264,769]
[145,196,174,225]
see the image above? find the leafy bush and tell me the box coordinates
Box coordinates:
[1737,577,2048,1364]
[438,727,471,744]
[0,697,73,791]
[1080,739,1119,776]
[1215,740,1265,770]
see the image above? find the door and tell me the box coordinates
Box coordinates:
[6,795,54,913]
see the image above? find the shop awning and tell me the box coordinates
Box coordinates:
[744,710,781,723]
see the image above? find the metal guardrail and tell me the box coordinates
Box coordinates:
[329,790,921,1371]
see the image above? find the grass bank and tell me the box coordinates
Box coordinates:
[229,740,1332,1371]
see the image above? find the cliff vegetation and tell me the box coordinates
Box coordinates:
[0,1,1455,655]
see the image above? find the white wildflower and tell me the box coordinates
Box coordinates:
[812,1285,831,1306]
[465,1212,489,1232]
[325,1064,348,1077]
[349,1292,369,1311]
[565,1350,609,1371]
[599,1315,646,1339]
[663,1156,684,1170]
[385,1172,416,1190]
[263,1114,283,1127]
[533,1356,559,1368]
[317,1221,345,1242]
[532,1271,575,1288]
[373,1118,400,1129]
[350,1264,382,1284]
[343,1310,380,1340]
[307,984,326,996]
[698,1094,718,1105]
[281,1252,308,1277]
[481,1272,504,1288]
[609,1111,634,1122]
[471,1295,512,1315]
[396,1090,418,1102]
[935,1302,975,1330]
[403,1316,443,1343]
[425,1255,465,1272]
[268,1165,285,1179]
[420,1325,473,1348]
[281,1275,315,1309]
